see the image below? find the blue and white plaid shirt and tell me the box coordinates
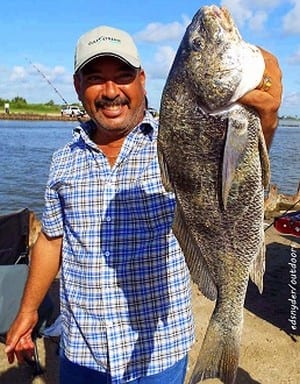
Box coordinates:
[42,112,194,383]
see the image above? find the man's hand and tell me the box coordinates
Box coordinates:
[239,47,282,149]
[5,310,38,364]
[4,232,62,365]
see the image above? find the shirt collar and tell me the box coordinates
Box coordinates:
[73,110,158,147]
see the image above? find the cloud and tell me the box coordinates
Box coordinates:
[135,15,190,43]
[221,0,253,27]
[220,0,281,30]
[287,46,300,64]
[283,0,300,34]
[53,66,66,76]
[246,0,282,7]
[0,63,76,104]
[28,63,70,83]
[10,66,27,81]
[282,92,300,115]
[248,11,268,31]
[144,45,176,80]
[135,15,191,85]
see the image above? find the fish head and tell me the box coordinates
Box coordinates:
[182,5,245,111]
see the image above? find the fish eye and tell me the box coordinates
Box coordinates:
[191,37,203,51]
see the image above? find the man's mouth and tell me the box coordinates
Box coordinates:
[100,103,127,118]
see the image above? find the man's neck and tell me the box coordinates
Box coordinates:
[91,128,127,167]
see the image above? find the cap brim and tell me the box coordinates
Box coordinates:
[75,52,141,73]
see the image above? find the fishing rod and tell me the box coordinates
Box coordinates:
[26,58,84,123]
[26,57,69,105]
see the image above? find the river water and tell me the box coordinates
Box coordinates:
[0,119,299,218]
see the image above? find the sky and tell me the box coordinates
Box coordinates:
[0,0,299,117]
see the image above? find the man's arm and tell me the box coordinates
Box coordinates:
[239,48,283,149]
[5,232,62,364]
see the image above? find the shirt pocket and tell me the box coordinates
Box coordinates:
[57,176,105,228]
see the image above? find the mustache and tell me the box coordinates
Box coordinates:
[95,96,130,109]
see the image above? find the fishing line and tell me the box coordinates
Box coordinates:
[26,58,69,105]
[26,58,85,123]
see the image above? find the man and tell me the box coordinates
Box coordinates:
[5,26,282,384]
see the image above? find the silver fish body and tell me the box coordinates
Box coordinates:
[158,5,270,384]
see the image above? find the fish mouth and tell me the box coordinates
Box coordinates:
[202,5,235,33]
[196,5,241,46]
[188,5,239,51]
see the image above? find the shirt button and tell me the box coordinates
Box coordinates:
[106,216,112,222]
[104,251,110,257]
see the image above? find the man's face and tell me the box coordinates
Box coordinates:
[74,56,146,135]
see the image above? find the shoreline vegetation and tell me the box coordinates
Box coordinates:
[0,112,83,121]
[0,98,299,123]
[0,97,299,123]
[0,97,87,121]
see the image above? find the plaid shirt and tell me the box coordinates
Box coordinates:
[42,112,194,383]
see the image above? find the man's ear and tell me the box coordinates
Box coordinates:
[139,69,146,90]
[73,74,81,101]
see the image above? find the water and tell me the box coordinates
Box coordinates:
[0,120,77,218]
[269,122,300,195]
[0,120,299,218]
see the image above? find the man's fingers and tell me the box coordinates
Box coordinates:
[4,337,18,354]
[15,346,34,364]
[5,319,36,365]
[240,89,278,115]
[258,46,283,103]
[5,336,35,365]
[238,47,282,149]
[6,350,15,364]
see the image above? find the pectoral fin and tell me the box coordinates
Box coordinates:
[258,128,271,189]
[222,114,248,209]
[173,204,217,301]
[249,231,265,294]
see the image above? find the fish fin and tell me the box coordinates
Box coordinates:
[258,128,271,189]
[157,148,173,192]
[173,205,217,301]
[188,316,241,384]
[248,127,269,293]
[222,113,248,209]
[249,227,265,294]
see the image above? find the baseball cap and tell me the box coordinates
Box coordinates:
[74,26,141,73]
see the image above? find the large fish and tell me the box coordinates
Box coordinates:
[158,5,270,384]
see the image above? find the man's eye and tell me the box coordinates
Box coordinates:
[115,72,136,84]
[87,75,105,83]
[84,71,137,85]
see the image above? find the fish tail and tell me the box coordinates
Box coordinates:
[188,317,242,384]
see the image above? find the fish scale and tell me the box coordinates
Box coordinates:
[158,5,270,384]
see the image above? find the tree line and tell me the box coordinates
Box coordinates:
[0,97,58,107]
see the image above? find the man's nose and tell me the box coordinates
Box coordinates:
[103,80,119,99]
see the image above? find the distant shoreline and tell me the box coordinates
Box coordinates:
[279,123,300,127]
[0,113,83,121]
[0,113,299,127]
